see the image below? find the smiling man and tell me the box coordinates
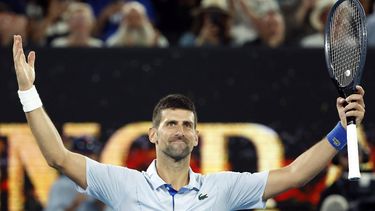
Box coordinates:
[12,35,366,210]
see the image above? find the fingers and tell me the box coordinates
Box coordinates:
[12,36,17,56]
[14,49,24,71]
[13,35,24,55]
[346,86,365,108]
[11,35,35,90]
[345,109,364,124]
[13,35,29,71]
[346,94,364,103]
[339,95,365,115]
[12,35,22,56]
[345,110,364,123]
[336,97,346,109]
[345,110,364,117]
[27,51,35,69]
[13,36,23,62]
[344,102,365,113]
[355,85,365,96]
[18,48,26,65]
[340,90,365,124]
[336,97,347,127]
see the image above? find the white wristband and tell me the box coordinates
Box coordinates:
[18,85,43,112]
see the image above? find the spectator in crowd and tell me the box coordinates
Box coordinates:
[242,0,286,48]
[179,0,232,47]
[367,2,375,47]
[300,0,335,48]
[0,0,28,46]
[227,0,257,46]
[92,0,156,42]
[280,0,317,45]
[0,3,28,47]
[151,0,201,45]
[0,1,51,46]
[51,2,103,47]
[228,0,281,46]
[106,1,168,47]
[31,0,71,46]
[45,136,105,211]
[84,0,155,19]
[92,0,124,41]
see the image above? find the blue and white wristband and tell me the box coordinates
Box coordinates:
[327,122,347,151]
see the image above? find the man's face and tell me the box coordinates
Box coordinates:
[260,11,285,47]
[69,9,93,33]
[149,108,198,161]
[124,9,143,29]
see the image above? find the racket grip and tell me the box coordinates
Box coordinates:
[346,116,355,125]
[347,123,361,180]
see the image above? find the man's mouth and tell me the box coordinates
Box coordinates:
[170,138,187,144]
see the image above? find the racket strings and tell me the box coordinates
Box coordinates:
[329,0,363,87]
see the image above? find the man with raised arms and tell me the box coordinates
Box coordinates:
[12,35,365,210]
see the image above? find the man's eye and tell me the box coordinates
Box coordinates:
[184,123,193,128]
[167,122,176,126]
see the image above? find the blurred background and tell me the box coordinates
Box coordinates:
[1,0,375,210]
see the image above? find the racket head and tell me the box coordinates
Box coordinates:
[324,0,367,97]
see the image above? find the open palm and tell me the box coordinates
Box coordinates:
[12,35,35,91]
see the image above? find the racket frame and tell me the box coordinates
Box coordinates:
[324,0,367,181]
[324,0,367,98]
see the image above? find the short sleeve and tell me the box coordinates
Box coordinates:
[45,177,77,211]
[76,157,140,209]
[219,171,269,210]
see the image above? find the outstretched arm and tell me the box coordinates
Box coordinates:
[262,86,365,200]
[13,35,88,189]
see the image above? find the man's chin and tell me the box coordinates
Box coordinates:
[163,148,190,161]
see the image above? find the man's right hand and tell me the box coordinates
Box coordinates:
[12,35,35,91]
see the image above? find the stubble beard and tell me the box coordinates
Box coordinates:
[162,138,191,162]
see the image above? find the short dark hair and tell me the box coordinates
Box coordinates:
[152,94,197,128]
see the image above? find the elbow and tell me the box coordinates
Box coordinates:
[46,150,68,170]
[47,159,62,169]
[47,159,63,170]
[292,178,308,188]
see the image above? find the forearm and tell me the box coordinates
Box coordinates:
[264,134,342,200]
[92,14,109,37]
[264,90,365,200]
[240,3,262,31]
[288,138,337,187]
[26,107,68,169]
[294,3,310,27]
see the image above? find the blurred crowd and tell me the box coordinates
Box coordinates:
[1,0,375,48]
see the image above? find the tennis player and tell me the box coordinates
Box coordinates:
[12,35,365,210]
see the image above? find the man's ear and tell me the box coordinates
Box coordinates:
[193,130,199,147]
[148,127,157,144]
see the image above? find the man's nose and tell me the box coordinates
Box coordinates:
[175,124,184,135]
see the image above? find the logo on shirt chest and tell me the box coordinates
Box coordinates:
[198,193,208,200]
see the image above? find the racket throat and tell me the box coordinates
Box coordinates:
[337,82,356,98]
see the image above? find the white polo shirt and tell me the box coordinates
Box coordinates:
[78,158,269,211]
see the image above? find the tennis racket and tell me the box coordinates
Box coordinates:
[324,0,367,180]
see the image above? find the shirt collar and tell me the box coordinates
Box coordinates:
[145,159,200,191]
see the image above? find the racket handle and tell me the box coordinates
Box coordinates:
[347,123,361,180]
[347,116,355,125]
